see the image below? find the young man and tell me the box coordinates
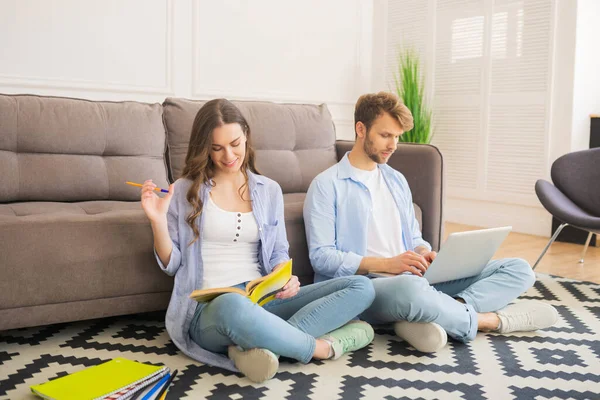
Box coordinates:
[303,92,558,353]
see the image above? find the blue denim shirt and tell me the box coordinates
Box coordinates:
[303,152,431,283]
[155,171,289,372]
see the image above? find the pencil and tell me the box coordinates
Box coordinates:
[139,372,171,400]
[155,369,178,400]
[125,181,169,193]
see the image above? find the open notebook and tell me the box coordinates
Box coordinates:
[189,259,293,306]
[30,357,169,400]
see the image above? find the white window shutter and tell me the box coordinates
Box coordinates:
[432,0,486,191]
[385,0,554,202]
[487,0,553,196]
[385,0,430,92]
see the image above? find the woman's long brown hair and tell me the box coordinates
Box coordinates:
[181,99,259,244]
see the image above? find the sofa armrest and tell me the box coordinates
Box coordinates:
[335,141,444,251]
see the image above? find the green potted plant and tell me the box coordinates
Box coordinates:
[394,50,433,144]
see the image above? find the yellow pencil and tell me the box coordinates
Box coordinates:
[125,181,169,193]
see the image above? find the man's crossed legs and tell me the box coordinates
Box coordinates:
[360,258,558,352]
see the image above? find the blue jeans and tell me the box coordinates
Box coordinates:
[189,275,375,363]
[360,258,536,342]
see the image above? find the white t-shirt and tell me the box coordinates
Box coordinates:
[351,165,406,258]
[200,196,263,289]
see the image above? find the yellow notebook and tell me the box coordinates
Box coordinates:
[189,259,293,306]
[30,358,168,400]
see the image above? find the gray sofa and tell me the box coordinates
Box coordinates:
[0,94,444,331]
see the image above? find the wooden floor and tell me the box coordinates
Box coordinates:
[446,222,600,284]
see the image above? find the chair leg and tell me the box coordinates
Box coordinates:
[533,223,569,270]
[578,232,593,264]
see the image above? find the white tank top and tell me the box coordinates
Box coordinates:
[200,196,263,289]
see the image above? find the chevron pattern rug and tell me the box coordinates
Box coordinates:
[1,273,599,400]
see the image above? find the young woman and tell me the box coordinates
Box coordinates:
[141,99,376,383]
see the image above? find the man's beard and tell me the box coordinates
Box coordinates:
[364,133,386,164]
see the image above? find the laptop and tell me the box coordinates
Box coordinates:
[368,226,512,284]
[422,226,512,284]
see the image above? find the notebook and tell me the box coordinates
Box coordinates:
[102,370,169,400]
[30,357,169,400]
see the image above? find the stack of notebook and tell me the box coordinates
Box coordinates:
[30,357,171,400]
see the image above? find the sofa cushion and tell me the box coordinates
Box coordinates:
[0,94,169,202]
[414,203,423,232]
[0,201,172,310]
[162,98,338,193]
[283,193,311,284]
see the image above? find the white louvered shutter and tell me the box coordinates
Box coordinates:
[433,0,486,191]
[386,0,554,204]
[385,0,430,86]
[486,0,553,198]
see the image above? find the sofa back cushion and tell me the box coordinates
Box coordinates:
[162,98,338,193]
[0,94,169,202]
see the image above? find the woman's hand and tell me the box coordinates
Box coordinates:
[276,275,300,299]
[141,179,174,223]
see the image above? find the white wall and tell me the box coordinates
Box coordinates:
[0,0,374,141]
[547,0,577,169]
[571,0,600,152]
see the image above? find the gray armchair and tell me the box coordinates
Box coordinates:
[533,147,600,268]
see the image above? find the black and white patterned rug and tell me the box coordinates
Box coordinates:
[1,273,599,400]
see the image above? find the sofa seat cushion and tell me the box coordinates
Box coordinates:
[0,201,172,311]
[0,194,424,311]
[283,193,312,284]
[0,201,143,217]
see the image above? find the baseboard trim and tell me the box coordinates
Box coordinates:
[444,197,552,237]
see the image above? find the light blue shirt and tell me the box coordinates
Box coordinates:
[304,152,431,282]
[155,171,289,372]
